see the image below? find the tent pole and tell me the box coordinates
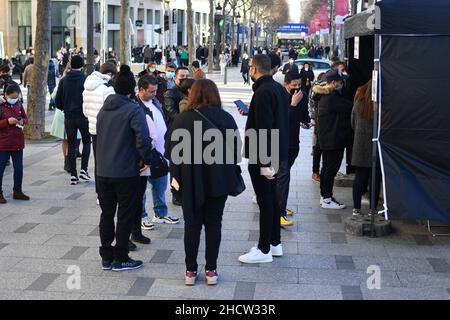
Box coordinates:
[370,33,380,237]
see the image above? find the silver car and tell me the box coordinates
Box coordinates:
[273,58,332,85]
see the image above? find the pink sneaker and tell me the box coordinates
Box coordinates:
[184,271,197,286]
[205,270,218,285]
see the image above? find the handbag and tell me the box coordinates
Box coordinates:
[149,148,169,178]
[194,108,246,197]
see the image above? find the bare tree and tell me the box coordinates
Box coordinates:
[24,0,51,140]
[186,0,195,68]
[120,0,131,65]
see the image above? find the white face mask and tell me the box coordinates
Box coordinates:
[7,98,18,105]
[305,67,309,71]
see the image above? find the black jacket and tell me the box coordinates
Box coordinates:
[288,89,310,149]
[241,58,249,73]
[283,63,299,75]
[96,94,154,178]
[47,60,57,88]
[317,89,353,151]
[299,69,315,91]
[165,107,241,220]
[163,85,182,126]
[244,75,289,167]
[55,70,87,119]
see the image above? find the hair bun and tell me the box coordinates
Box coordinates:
[119,65,131,73]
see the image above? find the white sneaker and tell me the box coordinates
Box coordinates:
[252,193,258,204]
[79,169,91,182]
[141,216,155,230]
[152,215,180,224]
[321,197,346,210]
[270,244,283,257]
[320,196,324,205]
[238,247,273,264]
[352,209,361,216]
[96,198,100,206]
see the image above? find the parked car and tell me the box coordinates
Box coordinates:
[273,58,331,84]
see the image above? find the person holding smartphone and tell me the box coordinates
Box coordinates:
[0,84,30,204]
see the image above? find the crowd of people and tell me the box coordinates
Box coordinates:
[0,45,381,286]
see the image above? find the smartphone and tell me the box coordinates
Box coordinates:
[234,100,249,113]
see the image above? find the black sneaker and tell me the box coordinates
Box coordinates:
[128,240,137,251]
[70,176,79,185]
[79,169,91,182]
[102,260,113,270]
[131,234,151,245]
[112,259,144,272]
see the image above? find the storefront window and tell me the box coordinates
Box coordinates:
[51,1,79,54]
[10,0,31,27]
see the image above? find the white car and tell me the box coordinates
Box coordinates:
[273,58,332,85]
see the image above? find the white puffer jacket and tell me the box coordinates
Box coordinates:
[83,71,115,135]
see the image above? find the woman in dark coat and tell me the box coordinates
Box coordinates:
[351,79,381,216]
[165,79,242,286]
[240,53,250,85]
[299,62,315,96]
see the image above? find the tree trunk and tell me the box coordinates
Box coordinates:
[186,0,195,68]
[120,0,131,65]
[241,6,246,59]
[86,0,95,75]
[231,7,235,50]
[24,0,51,140]
[208,0,214,73]
[331,0,336,56]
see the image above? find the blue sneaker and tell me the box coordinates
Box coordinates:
[112,259,144,272]
[102,260,113,271]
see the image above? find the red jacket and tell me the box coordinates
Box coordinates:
[0,101,28,151]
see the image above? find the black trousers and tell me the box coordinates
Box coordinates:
[92,135,98,192]
[276,148,300,216]
[353,166,381,210]
[97,176,139,262]
[65,117,91,177]
[312,141,322,174]
[320,149,344,199]
[132,176,148,237]
[249,164,281,254]
[184,195,227,272]
[242,72,249,83]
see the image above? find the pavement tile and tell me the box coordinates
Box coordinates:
[41,207,65,215]
[341,285,364,300]
[335,255,355,270]
[150,250,173,264]
[61,246,90,260]
[0,244,73,259]
[46,275,135,295]
[330,232,348,244]
[426,258,450,273]
[0,272,42,290]
[12,258,104,276]
[26,273,60,291]
[254,283,342,300]
[127,277,155,296]
[65,193,85,200]
[146,279,236,299]
[361,286,450,300]
[233,282,256,300]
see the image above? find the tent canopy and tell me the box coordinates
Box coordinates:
[344,0,450,39]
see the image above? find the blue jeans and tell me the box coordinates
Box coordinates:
[0,150,24,194]
[147,175,168,217]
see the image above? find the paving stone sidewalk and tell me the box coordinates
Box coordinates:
[0,68,449,300]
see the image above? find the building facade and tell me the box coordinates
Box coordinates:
[0,0,210,58]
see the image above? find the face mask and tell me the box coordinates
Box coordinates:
[7,98,18,105]
[305,67,309,71]
[290,89,299,96]
[150,67,156,73]
[166,71,175,79]
[289,60,294,65]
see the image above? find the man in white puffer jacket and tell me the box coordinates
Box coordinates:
[82,62,117,195]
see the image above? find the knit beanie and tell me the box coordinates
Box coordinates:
[70,55,84,69]
[114,65,136,95]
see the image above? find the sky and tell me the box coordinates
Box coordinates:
[288,0,301,23]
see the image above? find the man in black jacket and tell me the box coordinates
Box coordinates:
[276,72,311,226]
[163,66,190,126]
[317,70,353,210]
[96,65,155,272]
[55,55,91,186]
[239,54,289,264]
[163,66,190,206]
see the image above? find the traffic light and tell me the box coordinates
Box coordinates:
[164,15,169,31]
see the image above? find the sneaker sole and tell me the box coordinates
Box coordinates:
[141,225,155,230]
[238,257,273,264]
[206,277,218,285]
[112,264,144,272]
[184,278,197,286]
[153,218,180,225]
[272,253,283,257]
[321,205,346,210]
[102,266,112,271]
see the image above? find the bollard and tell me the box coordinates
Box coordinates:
[224,65,228,85]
